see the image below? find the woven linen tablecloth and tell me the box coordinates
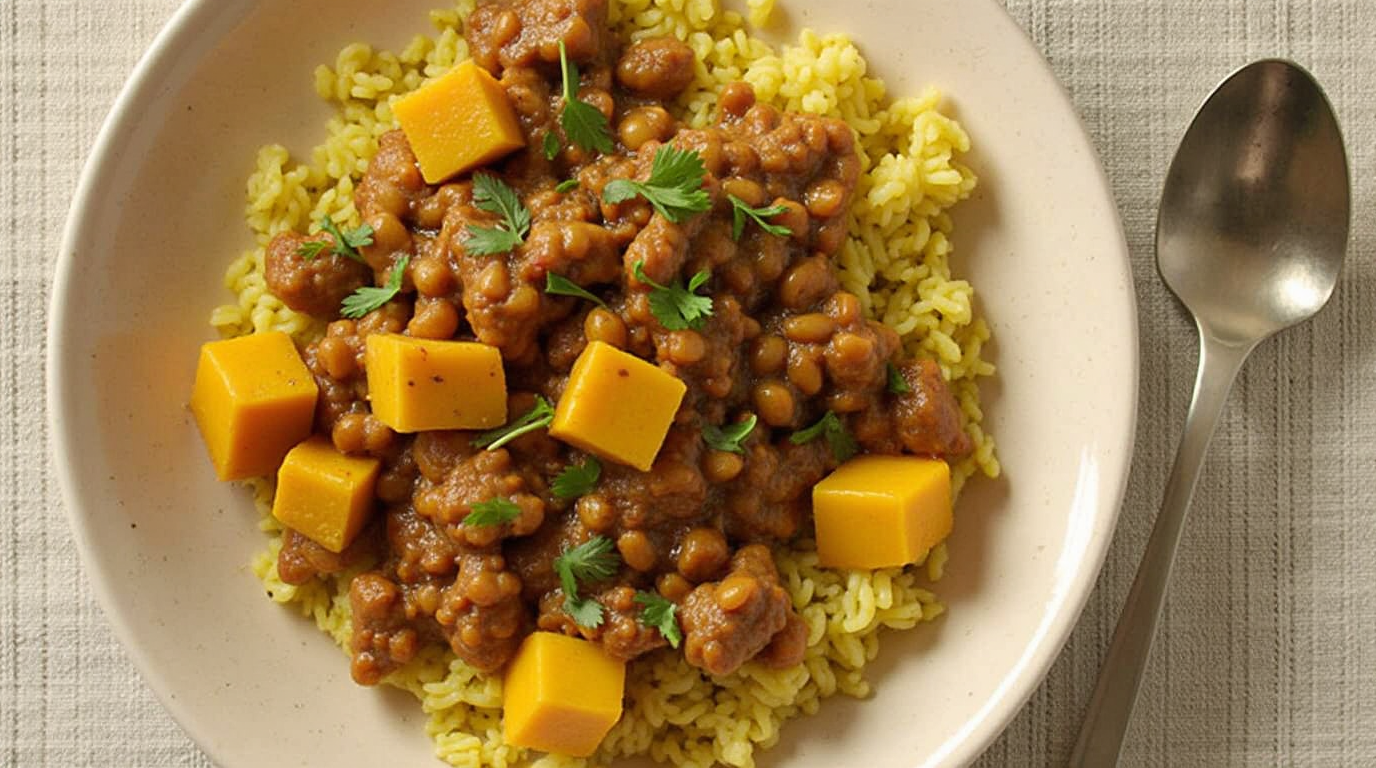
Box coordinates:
[5,1,1374,766]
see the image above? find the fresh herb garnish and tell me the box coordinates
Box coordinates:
[463,173,531,257]
[297,214,373,262]
[603,145,712,224]
[551,456,602,500]
[632,260,714,331]
[472,396,555,450]
[565,595,606,628]
[543,131,561,161]
[463,497,522,527]
[558,41,614,155]
[727,194,791,241]
[703,414,757,455]
[554,536,621,587]
[553,535,621,628]
[340,254,409,319]
[886,362,912,395]
[789,410,858,462]
[544,273,607,309]
[634,591,682,648]
[296,240,330,259]
[555,178,580,194]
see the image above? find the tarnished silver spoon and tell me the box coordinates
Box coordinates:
[1070,59,1350,766]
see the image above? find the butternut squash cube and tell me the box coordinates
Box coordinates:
[271,436,381,553]
[812,455,952,570]
[549,341,686,471]
[189,332,318,481]
[503,632,626,757]
[364,334,507,433]
[393,60,525,184]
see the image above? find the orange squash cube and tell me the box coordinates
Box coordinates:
[271,436,381,553]
[364,334,508,433]
[549,341,686,471]
[812,455,952,570]
[503,632,626,757]
[393,60,526,184]
[189,332,318,481]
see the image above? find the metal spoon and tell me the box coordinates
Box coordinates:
[1070,59,1350,766]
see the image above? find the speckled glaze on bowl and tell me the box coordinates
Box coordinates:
[48,1,1136,766]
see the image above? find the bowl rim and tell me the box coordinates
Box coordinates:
[47,1,1139,765]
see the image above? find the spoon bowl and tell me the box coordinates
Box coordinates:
[1072,59,1349,766]
[1158,59,1350,345]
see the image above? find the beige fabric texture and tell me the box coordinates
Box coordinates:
[5,0,1373,766]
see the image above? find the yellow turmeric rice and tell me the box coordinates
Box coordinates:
[208,1,999,765]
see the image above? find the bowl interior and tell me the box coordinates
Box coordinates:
[50,1,1136,766]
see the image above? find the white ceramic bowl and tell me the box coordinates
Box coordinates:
[49,1,1136,765]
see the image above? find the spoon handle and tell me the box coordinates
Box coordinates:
[1069,331,1253,766]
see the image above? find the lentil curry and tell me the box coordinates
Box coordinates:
[192,0,982,759]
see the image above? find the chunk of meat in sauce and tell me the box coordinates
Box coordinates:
[537,584,668,661]
[852,358,972,460]
[348,506,455,684]
[723,437,831,543]
[678,544,799,676]
[714,82,861,259]
[349,571,424,685]
[356,130,428,277]
[895,358,973,458]
[413,447,548,547]
[575,426,707,536]
[506,510,589,602]
[276,526,374,586]
[263,231,372,318]
[445,187,622,363]
[758,610,809,669]
[592,585,670,659]
[467,0,611,74]
[652,295,754,411]
[303,306,409,434]
[435,552,529,672]
[387,504,460,583]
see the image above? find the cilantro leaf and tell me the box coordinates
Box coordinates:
[553,535,621,628]
[727,194,792,241]
[564,100,613,155]
[295,240,329,260]
[633,260,714,331]
[603,145,712,223]
[340,254,408,319]
[886,362,912,395]
[555,178,580,194]
[463,497,522,527]
[544,273,607,309]
[553,536,621,591]
[551,456,602,500]
[789,410,858,462]
[472,396,555,450]
[463,225,524,257]
[703,414,757,455]
[543,130,561,161]
[558,41,614,155]
[298,214,373,263]
[336,222,376,251]
[565,596,605,628]
[464,173,531,257]
[473,172,529,228]
[634,591,682,648]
